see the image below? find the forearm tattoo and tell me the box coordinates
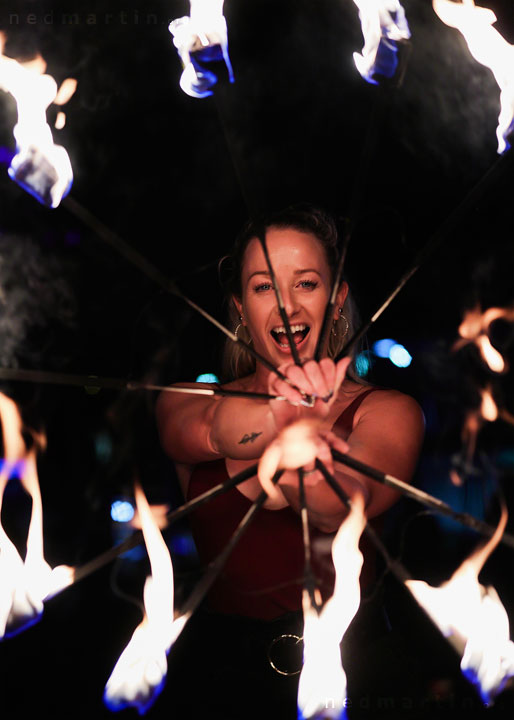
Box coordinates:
[238,431,262,445]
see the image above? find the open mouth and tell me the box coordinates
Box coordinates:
[270,323,310,350]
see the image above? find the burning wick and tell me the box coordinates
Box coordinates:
[297,495,366,720]
[169,0,234,98]
[352,0,411,84]
[0,393,74,638]
[433,0,514,154]
[0,33,75,207]
[406,505,514,705]
[104,481,187,714]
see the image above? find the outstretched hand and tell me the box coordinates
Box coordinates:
[269,356,352,430]
[257,418,350,505]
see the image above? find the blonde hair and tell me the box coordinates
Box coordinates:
[220,204,365,382]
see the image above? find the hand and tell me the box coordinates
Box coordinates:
[268,356,352,431]
[257,418,350,505]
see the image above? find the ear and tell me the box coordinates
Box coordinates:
[333,281,349,320]
[232,295,244,321]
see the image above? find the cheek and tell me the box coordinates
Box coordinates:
[243,294,270,326]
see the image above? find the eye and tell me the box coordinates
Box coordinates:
[255,282,273,292]
[297,280,318,290]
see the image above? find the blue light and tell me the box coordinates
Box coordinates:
[111,500,135,523]
[355,352,370,377]
[0,146,14,165]
[196,373,220,384]
[170,532,197,556]
[372,338,396,358]
[389,344,412,368]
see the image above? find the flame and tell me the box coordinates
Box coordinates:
[433,0,514,154]
[454,304,514,373]
[297,496,366,719]
[406,505,514,704]
[129,503,170,531]
[450,383,497,485]
[0,393,74,638]
[480,386,498,422]
[104,482,189,714]
[0,32,73,207]
[53,77,77,130]
[169,0,234,98]
[352,0,411,84]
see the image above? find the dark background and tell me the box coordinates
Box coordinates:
[0,0,514,717]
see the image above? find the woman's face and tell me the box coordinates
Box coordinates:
[234,227,348,367]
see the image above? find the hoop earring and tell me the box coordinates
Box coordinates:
[331,310,349,338]
[235,317,252,343]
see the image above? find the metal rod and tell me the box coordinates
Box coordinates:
[63,196,312,403]
[315,87,387,361]
[298,467,321,613]
[211,91,304,366]
[180,470,283,616]
[54,462,260,592]
[256,227,302,366]
[316,459,470,661]
[331,448,514,550]
[0,366,283,401]
[337,148,514,358]
[315,459,411,583]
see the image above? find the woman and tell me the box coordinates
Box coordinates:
[156,205,424,717]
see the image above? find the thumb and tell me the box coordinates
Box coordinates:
[334,355,352,391]
[258,442,284,503]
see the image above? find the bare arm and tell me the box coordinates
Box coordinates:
[155,383,280,465]
[156,358,352,466]
[259,390,425,532]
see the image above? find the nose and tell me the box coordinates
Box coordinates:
[280,283,301,320]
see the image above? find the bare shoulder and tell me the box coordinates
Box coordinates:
[356,387,425,434]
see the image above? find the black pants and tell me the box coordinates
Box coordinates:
[164,608,302,719]
[159,586,491,719]
[161,594,393,720]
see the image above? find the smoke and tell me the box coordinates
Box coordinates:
[0,233,76,368]
[393,1,501,179]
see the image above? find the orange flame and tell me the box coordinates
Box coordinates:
[297,496,366,718]
[433,0,514,154]
[0,32,73,207]
[104,481,188,714]
[454,305,514,373]
[406,505,514,704]
[0,393,74,638]
[480,386,498,422]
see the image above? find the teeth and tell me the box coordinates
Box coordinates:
[272,324,307,334]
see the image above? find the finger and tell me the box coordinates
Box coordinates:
[318,357,336,392]
[284,365,316,397]
[315,439,334,476]
[258,442,286,503]
[334,356,352,392]
[270,378,304,406]
[268,362,295,393]
[302,360,330,400]
[320,429,350,455]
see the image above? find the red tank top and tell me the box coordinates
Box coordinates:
[187,388,378,620]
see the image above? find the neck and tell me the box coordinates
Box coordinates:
[251,361,275,393]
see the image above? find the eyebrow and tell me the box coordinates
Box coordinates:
[247,268,322,281]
